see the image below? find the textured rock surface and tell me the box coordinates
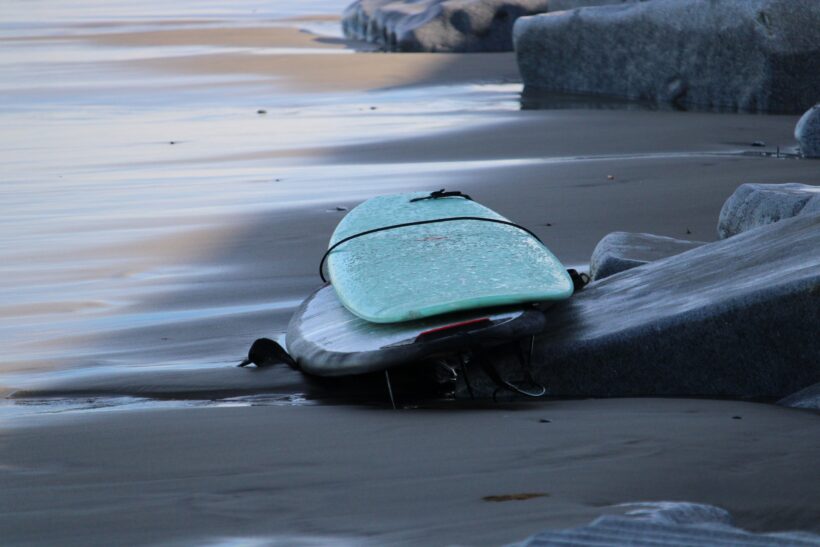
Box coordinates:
[514,0,820,113]
[341,0,634,52]
[796,105,820,158]
[778,383,820,410]
[459,212,820,399]
[718,182,820,239]
[590,232,705,281]
[511,502,820,546]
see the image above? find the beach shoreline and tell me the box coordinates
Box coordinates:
[1,3,818,545]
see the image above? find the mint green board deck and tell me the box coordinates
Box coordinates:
[327,192,574,323]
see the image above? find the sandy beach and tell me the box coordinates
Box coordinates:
[1,1,818,545]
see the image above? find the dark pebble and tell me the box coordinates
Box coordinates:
[257,109,267,115]
[732,416,742,420]
[539,419,551,423]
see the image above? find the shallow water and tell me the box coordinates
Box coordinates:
[1,0,811,415]
[0,0,534,410]
[0,393,314,425]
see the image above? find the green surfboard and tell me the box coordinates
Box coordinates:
[326,191,573,323]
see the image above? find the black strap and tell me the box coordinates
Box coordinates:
[567,269,591,291]
[319,216,545,282]
[409,189,472,202]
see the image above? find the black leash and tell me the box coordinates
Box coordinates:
[409,189,473,202]
[319,216,546,283]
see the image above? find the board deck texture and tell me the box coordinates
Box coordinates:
[286,285,546,376]
[327,192,573,323]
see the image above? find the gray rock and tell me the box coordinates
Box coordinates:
[341,0,634,52]
[778,382,820,410]
[459,212,820,399]
[796,105,820,158]
[590,232,706,281]
[510,502,820,546]
[514,0,820,113]
[718,182,820,239]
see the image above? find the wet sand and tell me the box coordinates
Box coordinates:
[1,4,819,545]
[3,400,820,546]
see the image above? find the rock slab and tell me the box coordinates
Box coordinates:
[342,0,634,52]
[461,212,820,399]
[590,232,705,281]
[796,105,820,158]
[514,0,820,113]
[718,182,820,239]
[511,502,820,546]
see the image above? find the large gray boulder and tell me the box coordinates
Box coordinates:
[342,0,635,52]
[718,183,820,239]
[796,105,820,158]
[514,0,820,113]
[459,211,820,399]
[590,232,705,281]
[511,502,820,546]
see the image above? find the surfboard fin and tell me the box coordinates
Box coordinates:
[238,338,297,368]
[476,340,546,400]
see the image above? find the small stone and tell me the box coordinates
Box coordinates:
[607,175,615,180]
[369,106,377,110]
[539,419,551,423]
[795,105,820,158]
[732,416,742,420]
[257,109,267,115]
[686,228,692,235]
[169,141,176,145]
[751,141,766,147]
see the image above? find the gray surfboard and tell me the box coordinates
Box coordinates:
[286,285,547,377]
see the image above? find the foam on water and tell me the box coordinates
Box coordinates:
[0,393,314,425]
[1,0,353,30]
